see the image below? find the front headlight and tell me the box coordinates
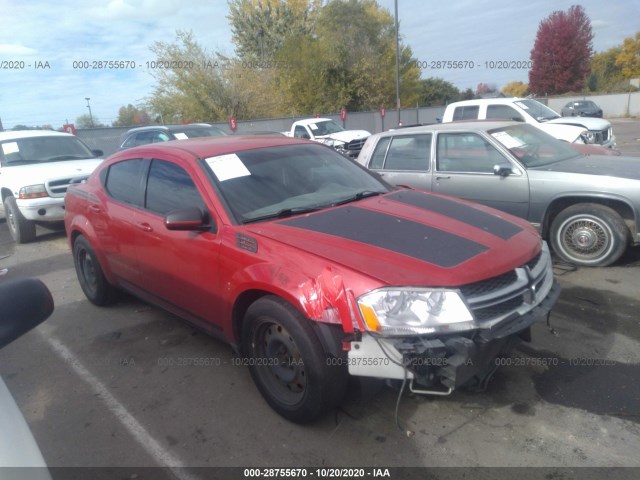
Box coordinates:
[582,131,596,144]
[18,184,49,199]
[357,288,476,336]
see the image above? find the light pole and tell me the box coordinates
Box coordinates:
[394,0,401,126]
[85,97,94,127]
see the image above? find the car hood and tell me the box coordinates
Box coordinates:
[547,116,609,129]
[533,155,640,180]
[316,130,371,143]
[2,159,102,184]
[246,190,541,287]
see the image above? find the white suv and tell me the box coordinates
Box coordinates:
[0,130,103,243]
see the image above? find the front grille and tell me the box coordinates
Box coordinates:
[47,175,89,197]
[460,244,552,327]
[346,137,368,152]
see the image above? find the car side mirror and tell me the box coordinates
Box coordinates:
[92,149,104,157]
[511,116,524,122]
[301,133,311,139]
[165,207,213,232]
[493,163,514,177]
[0,278,54,349]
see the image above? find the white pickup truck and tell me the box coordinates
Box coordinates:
[0,130,103,243]
[283,118,370,157]
[441,98,616,148]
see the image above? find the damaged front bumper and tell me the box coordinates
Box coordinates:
[347,279,561,393]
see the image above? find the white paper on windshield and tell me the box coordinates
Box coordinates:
[309,123,319,130]
[173,132,189,140]
[514,101,529,110]
[1,142,19,155]
[205,153,251,181]
[491,131,525,149]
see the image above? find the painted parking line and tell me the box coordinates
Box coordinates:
[42,333,201,480]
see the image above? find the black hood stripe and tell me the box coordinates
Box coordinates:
[387,190,523,240]
[279,207,488,268]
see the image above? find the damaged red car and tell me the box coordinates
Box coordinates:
[65,136,560,423]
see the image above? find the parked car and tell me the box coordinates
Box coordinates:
[0,130,103,243]
[561,100,603,118]
[118,123,226,150]
[283,118,370,157]
[441,98,615,148]
[65,135,559,423]
[1,276,54,475]
[357,121,640,267]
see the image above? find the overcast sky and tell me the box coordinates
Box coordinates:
[0,0,638,129]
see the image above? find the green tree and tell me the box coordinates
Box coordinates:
[112,104,151,127]
[274,0,421,114]
[419,78,460,106]
[146,31,235,122]
[616,32,640,79]
[75,114,102,128]
[227,0,321,59]
[589,47,624,92]
[501,81,529,97]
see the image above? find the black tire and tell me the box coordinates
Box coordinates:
[3,195,36,243]
[550,203,629,267]
[73,235,118,305]
[242,296,348,423]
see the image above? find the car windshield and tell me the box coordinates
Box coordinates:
[489,124,581,168]
[0,136,96,166]
[308,120,345,136]
[514,99,561,122]
[575,101,596,108]
[205,144,390,223]
[171,126,226,138]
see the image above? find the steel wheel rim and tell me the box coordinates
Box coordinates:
[254,321,306,405]
[6,204,17,235]
[78,248,98,294]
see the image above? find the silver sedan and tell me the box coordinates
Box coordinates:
[357,121,640,267]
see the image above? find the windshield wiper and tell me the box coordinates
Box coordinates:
[44,155,88,162]
[242,206,321,224]
[331,190,384,207]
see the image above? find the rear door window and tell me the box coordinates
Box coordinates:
[452,106,479,121]
[105,159,145,205]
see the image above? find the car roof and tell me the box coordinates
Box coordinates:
[110,135,317,161]
[448,97,530,107]
[293,118,333,126]
[372,120,522,138]
[123,123,216,134]
[0,130,72,141]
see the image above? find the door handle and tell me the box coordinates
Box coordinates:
[435,176,451,180]
[88,205,101,213]
[137,223,153,232]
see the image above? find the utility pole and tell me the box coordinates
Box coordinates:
[394,0,401,126]
[85,97,94,127]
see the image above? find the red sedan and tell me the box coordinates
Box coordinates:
[65,136,559,423]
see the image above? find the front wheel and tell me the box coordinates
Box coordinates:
[550,203,628,267]
[3,196,36,243]
[242,296,348,423]
[73,235,118,305]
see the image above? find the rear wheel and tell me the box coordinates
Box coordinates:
[550,203,628,267]
[73,235,118,305]
[242,296,347,423]
[3,196,36,243]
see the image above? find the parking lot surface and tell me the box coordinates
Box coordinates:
[1,120,639,476]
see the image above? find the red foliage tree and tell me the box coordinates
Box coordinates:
[529,5,593,95]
